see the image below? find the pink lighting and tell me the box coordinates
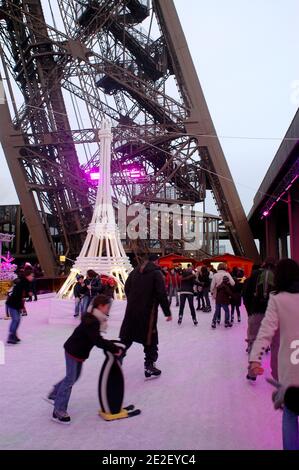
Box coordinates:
[90,171,100,181]
[261,174,298,220]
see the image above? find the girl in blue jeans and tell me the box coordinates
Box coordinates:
[48,295,121,424]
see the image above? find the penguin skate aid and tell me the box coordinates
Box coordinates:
[98,340,141,421]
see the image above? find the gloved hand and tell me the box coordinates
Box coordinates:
[266,378,286,410]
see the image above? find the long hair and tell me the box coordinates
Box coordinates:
[274,259,299,294]
[201,266,209,276]
[86,269,98,279]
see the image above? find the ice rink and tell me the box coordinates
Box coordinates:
[0,298,282,450]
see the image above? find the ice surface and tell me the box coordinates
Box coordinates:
[0,298,281,450]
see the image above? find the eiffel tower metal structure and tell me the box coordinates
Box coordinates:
[0,0,259,277]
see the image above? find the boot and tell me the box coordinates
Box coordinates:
[144,363,161,379]
[7,334,18,345]
[52,410,71,425]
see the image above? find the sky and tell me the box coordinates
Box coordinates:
[0,0,299,214]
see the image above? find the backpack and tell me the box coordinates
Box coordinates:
[254,269,275,308]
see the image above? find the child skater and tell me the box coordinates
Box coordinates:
[211,276,233,329]
[48,294,121,424]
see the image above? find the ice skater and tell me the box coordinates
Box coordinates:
[6,267,34,344]
[196,266,211,312]
[243,259,275,354]
[168,268,180,306]
[210,263,234,328]
[73,275,88,318]
[178,267,198,325]
[48,294,121,424]
[81,269,103,313]
[119,253,172,379]
[248,259,299,450]
[230,269,243,322]
[211,275,233,329]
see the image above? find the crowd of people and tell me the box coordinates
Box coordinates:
[3,253,299,449]
[73,269,105,318]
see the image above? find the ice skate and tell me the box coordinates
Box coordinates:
[144,363,161,379]
[225,322,233,328]
[178,316,182,325]
[7,335,18,345]
[193,319,198,326]
[246,373,257,382]
[7,338,18,345]
[211,321,216,329]
[44,393,55,405]
[52,410,71,425]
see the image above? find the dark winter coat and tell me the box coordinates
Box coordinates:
[197,272,211,290]
[6,278,32,310]
[119,261,171,345]
[215,280,233,305]
[84,276,103,298]
[243,268,274,315]
[180,271,196,294]
[74,282,88,298]
[231,277,243,306]
[64,313,119,361]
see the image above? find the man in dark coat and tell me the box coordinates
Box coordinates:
[119,254,172,379]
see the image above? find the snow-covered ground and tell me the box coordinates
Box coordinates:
[0,298,281,450]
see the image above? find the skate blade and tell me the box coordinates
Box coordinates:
[43,397,55,405]
[144,374,161,381]
[51,417,71,425]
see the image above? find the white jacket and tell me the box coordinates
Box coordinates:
[210,270,235,298]
[250,292,299,388]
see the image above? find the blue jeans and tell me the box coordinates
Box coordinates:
[202,288,211,308]
[212,304,230,324]
[283,406,299,450]
[51,352,83,413]
[81,295,91,316]
[74,297,83,317]
[7,306,21,338]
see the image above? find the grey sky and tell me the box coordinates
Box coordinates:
[0,0,298,214]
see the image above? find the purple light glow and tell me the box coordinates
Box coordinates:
[261,174,298,219]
